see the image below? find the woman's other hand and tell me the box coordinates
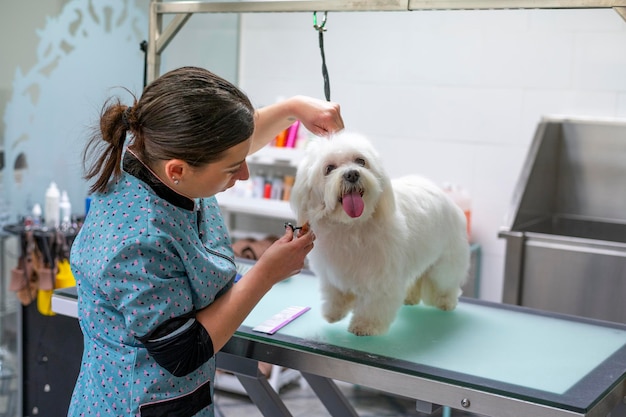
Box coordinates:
[290,96,344,137]
[249,96,344,154]
[254,223,315,284]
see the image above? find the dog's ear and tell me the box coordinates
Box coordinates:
[290,156,317,224]
[373,168,397,220]
[290,138,328,223]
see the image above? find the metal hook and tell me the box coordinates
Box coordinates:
[313,11,328,32]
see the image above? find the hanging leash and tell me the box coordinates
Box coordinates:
[313,11,331,102]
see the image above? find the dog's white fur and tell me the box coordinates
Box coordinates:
[290,132,470,336]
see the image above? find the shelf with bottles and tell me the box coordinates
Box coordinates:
[229,159,296,195]
[217,173,296,231]
[217,162,298,239]
[246,119,307,165]
[245,146,304,167]
[218,162,303,242]
[217,122,321,240]
[218,127,310,216]
[216,193,295,221]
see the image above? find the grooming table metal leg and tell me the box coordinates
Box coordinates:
[235,374,293,417]
[415,399,442,414]
[301,372,359,417]
[216,353,293,417]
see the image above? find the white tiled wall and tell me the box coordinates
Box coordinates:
[237,8,626,302]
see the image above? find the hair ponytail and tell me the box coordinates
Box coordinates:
[83,95,137,194]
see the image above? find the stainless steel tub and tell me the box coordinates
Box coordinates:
[499,116,626,324]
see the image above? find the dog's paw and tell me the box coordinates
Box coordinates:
[432,294,459,311]
[321,291,354,323]
[421,284,462,311]
[322,304,349,323]
[348,317,389,336]
[323,311,347,323]
[403,297,420,305]
[404,277,424,305]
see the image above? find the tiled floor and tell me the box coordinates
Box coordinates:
[215,374,477,417]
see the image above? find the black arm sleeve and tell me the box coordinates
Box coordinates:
[137,312,214,377]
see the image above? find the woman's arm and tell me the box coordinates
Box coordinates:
[196,226,315,353]
[249,95,344,154]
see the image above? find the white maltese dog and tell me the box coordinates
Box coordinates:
[290,132,470,336]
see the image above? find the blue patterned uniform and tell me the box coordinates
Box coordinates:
[69,154,236,416]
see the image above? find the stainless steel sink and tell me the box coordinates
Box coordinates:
[499,116,626,324]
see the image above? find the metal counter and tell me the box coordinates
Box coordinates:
[499,116,626,323]
[53,268,626,417]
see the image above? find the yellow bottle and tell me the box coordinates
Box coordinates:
[37,259,76,316]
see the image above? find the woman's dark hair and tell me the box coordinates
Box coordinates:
[83,66,255,194]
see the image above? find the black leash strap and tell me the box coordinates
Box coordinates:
[313,12,331,102]
[140,40,148,88]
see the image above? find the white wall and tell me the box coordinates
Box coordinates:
[237,8,626,302]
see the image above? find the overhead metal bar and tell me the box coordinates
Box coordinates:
[408,0,626,9]
[154,0,626,14]
[147,0,626,83]
[155,13,192,54]
[154,1,410,14]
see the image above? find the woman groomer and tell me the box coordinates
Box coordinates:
[69,66,344,417]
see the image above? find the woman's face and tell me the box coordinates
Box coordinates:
[185,139,251,198]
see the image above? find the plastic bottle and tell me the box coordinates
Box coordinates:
[85,195,92,216]
[251,170,265,199]
[457,188,472,240]
[242,179,254,199]
[443,183,472,240]
[44,182,60,229]
[271,176,284,200]
[282,175,295,201]
[263,176,273,199]
[274,128,288,147]
[60,190,72,228]
[285,121,301,148]
[32,203,43,228]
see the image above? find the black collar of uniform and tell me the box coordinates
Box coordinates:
[123,151,195,211]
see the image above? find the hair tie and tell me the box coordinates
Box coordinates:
[122,106,132,130]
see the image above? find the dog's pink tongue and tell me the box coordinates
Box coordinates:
[342,192,364,218]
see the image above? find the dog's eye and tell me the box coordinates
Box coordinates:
[325,164,336,175]
[355,158,366,167]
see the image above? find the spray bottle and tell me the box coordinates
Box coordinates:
[442,182,472,241]
[60,190,72,229]
[44,182,60,229]
[32,203,43,228]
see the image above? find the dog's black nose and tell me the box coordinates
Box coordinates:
[343,170,360,183]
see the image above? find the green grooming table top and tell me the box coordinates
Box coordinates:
[233,266,626,416]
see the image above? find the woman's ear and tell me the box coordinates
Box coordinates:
[164,159,186,185]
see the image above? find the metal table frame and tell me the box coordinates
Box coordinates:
[147,0,626,84]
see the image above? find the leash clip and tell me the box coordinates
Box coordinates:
[313,11,328,32]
